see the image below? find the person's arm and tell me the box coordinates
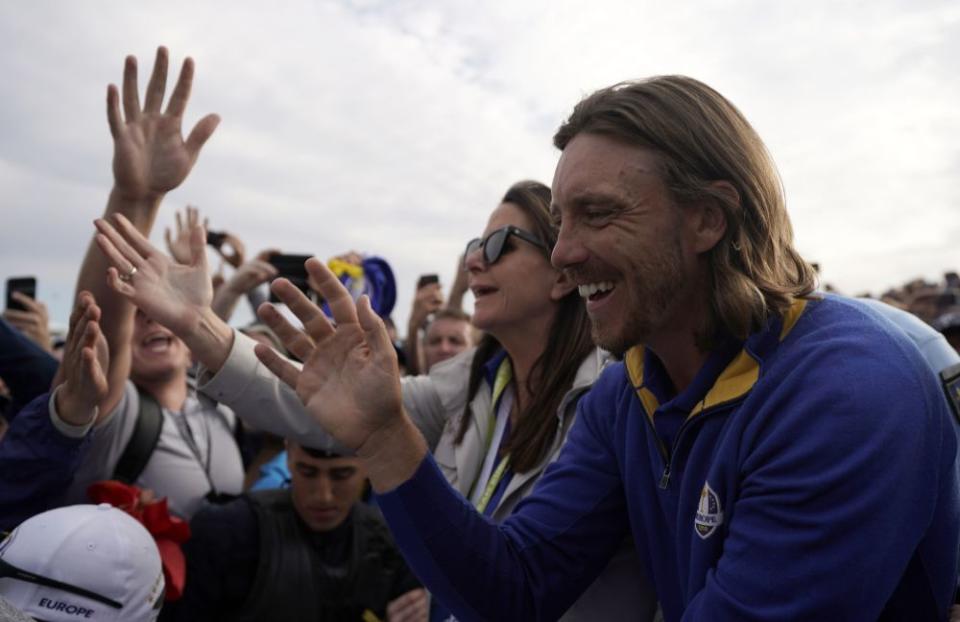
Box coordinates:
[251,258,630,620]
[0,392,87,531]
[0,316,57,419]
[0,293,109,530]
[57,46,219,420]
[681,341,958,621]
[404,281,443,376]
[210,260,277,322]
[91,219,461,452]
[2,292,53,354]
[444,255,469,312]
[91,217,311,443]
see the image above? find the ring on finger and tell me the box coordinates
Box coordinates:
[119,266,138,282]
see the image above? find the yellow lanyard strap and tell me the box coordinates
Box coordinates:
[473,357,514,513]
[485,358,513,449]
[475,454,510,514]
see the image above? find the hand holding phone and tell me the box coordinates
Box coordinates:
[5,277,36,312]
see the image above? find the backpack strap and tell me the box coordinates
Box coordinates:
[113,386,164,484]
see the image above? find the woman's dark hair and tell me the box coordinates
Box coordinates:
[454,180,594,474]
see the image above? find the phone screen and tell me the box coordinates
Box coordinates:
[206,230,227,247]
[267,254,314,303]
[5,277,37,311]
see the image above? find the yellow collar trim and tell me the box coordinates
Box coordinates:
[624,297,809,421]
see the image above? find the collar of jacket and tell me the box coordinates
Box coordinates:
[624,297,810,422]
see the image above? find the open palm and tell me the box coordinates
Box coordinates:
[95,213,212,338]
[254,260,404,453]
[107,47,219,201]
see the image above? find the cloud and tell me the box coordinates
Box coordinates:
[1,0,957,329]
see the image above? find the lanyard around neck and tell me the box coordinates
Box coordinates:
[485,357,513,451]
[475,454,510,514]
[468,357,514,511]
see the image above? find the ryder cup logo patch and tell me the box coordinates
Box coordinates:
[694,482,724,539]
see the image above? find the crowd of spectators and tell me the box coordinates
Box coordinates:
[0,45,958,622]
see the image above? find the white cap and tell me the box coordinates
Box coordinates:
[0,504,164,621]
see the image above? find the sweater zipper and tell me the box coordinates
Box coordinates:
[644,406,720,490]
[640,411,673,489]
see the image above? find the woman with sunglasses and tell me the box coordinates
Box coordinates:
[92,180,657,622]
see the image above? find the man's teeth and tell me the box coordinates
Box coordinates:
[578,281,615,298]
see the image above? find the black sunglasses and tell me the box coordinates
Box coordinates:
[463,225,549,267]
[0,557,123,609]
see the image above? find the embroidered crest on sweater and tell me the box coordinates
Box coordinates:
[694,482,724,539]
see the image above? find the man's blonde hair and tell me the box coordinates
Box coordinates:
[554,76,816,341]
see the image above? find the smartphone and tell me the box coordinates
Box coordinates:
[417,274,440,289]
[206,230,227,248]
[267,254,314,303]
[5,277,36,312]
[945,271,960,290]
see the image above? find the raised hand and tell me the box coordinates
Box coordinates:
[165,205,206,264]
[2,292,53,353]
[411,281,443,330]
[225,260,277,295]
[94,213,212,338]
[254,258,405,453]
[56,292,109,426]
[107,46,219,201]
[213,232,246,269]
[210,258,278,321]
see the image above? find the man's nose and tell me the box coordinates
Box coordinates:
[315,475,334,503]
[551,222,588,270]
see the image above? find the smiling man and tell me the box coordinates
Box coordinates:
[246,75,959,621]
[161,441,425,622]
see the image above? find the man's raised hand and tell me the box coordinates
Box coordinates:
[107,46,219,202]
[254,258,405,454]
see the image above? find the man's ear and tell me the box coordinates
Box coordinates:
[687,181,736,254]
[550,270,578,301]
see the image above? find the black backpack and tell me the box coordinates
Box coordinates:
[112,386,164,485]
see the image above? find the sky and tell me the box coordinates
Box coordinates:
[1,0,958,333]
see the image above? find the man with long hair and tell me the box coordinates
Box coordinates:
[101,77,960,620]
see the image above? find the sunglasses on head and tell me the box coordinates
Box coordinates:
[463,225,549,267]
[0,557,122,610]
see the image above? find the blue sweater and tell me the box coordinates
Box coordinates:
[378,295,960,621]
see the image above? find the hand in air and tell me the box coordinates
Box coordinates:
[165,205,207,265]
[94,213,212,338]
[213,232,246,269]
[56,292,110,426]
[224,259,277,295]
[3,292,53,353]
[410,281,443,330]
[108,46,219,201]
[254,258,403,453]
